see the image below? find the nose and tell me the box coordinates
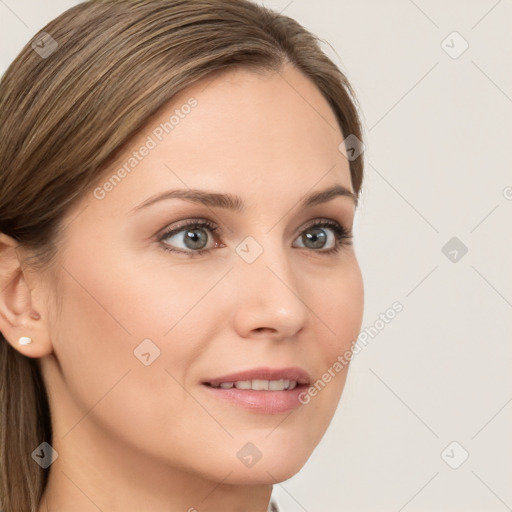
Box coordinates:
[231,243,309,341]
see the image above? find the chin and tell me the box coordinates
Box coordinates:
[220,460,307,486]
[212,438,315,485]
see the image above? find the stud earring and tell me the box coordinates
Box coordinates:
[18,336,33,345]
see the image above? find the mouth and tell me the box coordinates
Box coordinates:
[201,367,311,414]
[204,379,303,391]
[202,366,311,389]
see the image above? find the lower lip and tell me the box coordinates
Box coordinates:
[201,384,307,414]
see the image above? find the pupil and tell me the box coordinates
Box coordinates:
[303,228,326,249]
[184,228,208,250]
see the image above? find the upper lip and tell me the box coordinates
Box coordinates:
[203,366,311,387]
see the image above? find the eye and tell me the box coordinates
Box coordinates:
[158,220,221,255]
[292,219,352,254]
[157,218,352,257]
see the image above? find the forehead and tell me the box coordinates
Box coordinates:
[165,64,345,167]
[86,65,352,216]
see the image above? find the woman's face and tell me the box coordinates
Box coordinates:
[39,64,364,485]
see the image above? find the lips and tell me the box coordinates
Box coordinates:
[201,367,311,414]
[202,366,311,388]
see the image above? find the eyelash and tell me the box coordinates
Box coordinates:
[157,218,353,258]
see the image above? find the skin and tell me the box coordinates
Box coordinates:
[0,64,364,512]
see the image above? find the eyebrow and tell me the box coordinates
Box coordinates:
[130,184,357,213]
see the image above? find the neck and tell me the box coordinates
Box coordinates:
[37,391,273,512]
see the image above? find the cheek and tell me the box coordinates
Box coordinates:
[312,257,364,358]
[50,252,171,415]
[50,259,222,468]
[51,243,223,423]
[305,259,363,403]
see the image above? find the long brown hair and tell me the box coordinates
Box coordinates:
[0,1,364,510]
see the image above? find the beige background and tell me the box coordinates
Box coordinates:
[1,1,511,511]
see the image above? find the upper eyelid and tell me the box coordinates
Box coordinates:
[159,217,348,231]
[158,218,351,244]
[158,218,217,236]
[298,217,350,230]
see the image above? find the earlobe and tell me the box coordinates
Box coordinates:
[0,233,53,358]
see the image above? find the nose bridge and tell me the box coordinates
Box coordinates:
[232,233,308,337]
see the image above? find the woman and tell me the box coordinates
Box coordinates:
[0,1,365,511]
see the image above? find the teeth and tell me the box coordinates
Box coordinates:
[234,380,252,390]
[252,379,269,390]
[212,379,298,391]
[269,379,286,391]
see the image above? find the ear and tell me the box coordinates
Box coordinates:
[0,233,53,358]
